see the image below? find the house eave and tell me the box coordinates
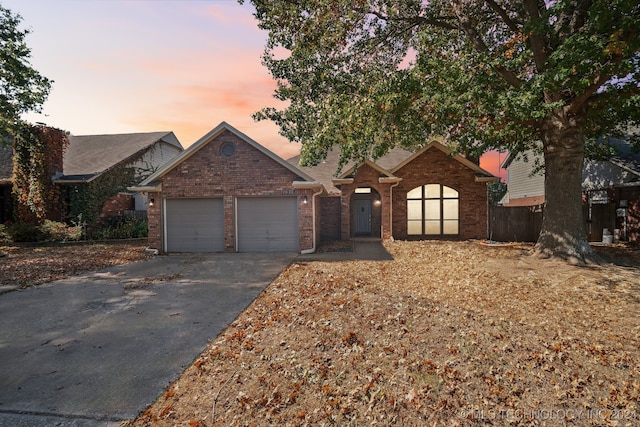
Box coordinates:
[475,176,500,183]
[332,178,354,186]
[52,174,100,184]
[136,122,315,187]
[292,181,324,190]
[128,182,163,192]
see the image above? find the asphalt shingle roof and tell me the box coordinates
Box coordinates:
[63,131,181,178]
[287,147,416,194]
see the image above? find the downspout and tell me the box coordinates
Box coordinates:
[300,187,323,254]
[389,181,400,241]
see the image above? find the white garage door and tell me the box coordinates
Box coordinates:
[237,197,298,252]
[165,198,224,252]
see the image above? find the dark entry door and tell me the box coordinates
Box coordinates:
[354,199,372,235]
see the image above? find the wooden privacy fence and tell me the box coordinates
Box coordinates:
[489,203,617,242]
[489,205,543,242]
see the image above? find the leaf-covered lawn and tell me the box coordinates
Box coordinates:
[0,241,151,289]
[129,241,640,427]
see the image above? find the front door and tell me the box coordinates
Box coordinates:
[354,199,372,235]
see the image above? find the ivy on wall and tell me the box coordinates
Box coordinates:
[12,123,69,223]
[66,163,136,226]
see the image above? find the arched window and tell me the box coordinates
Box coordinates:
[407,184,459,236]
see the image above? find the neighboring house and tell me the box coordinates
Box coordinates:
[499,138,640,242]
[0,131,183,224]
[132,121,498,253]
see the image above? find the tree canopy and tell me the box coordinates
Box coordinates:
[0,4,51,137]
[246,0,640,261]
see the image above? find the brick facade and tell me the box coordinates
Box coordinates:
[98,193,135,222]
[319,196,341,242]
[147,129,314,252]
[336,163,392,239]
[392,148,489,240]
[328,148,490,241]
[141,124,492,252]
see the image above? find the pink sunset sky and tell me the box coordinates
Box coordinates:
[6,0,506,180]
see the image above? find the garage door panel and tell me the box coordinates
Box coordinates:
[165,198,224,252]
[237,197,298,252]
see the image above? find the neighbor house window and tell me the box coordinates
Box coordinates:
[407,184,459,235]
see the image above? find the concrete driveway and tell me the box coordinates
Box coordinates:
[0,252,295,426]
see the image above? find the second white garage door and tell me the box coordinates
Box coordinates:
[236,197,298,252]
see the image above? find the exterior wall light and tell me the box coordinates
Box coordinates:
[374,199,382,206]
[301,195,308,204]
[149,198,155,207]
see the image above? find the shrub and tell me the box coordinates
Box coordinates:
[8,222,46,242]
[40,220,69,241]
[89,216,148,240]
[0,224,11,244]
[5,221,84,243]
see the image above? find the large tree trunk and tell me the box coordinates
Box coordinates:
[534,109,595,263]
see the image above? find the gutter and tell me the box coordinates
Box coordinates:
[127,182,162,192]
[293,181,324,254]
[379,177,402,241]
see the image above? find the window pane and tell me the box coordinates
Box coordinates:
[443,220,459,234]
[443,199,459,220]
[442,186,458,198]
[407,186,422,199]
[407,200,422,220]
[424,200,440,220]
[407,220,422,235]
[424,220,440,234]
[424,184,440,198]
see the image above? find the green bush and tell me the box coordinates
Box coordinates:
[90,216,148,240]
[40,220,69,241]
[8,223,46,242]
[4,221,84,243]
[0,224,11,244]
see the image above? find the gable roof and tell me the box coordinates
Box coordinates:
[133,122,316,191]
[391,140,496,181]
[605,137,640,178]
[287,147,414,194]
[56,131,182,183]
[289,141,497,193]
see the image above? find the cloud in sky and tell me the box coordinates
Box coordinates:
[4,0,503,175]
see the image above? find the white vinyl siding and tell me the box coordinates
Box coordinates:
[505,151,545,200]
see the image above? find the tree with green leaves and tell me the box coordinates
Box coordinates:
[245,0,640,262]
[0,4,51,137]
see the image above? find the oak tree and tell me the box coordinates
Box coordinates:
[245,0,640,262]
[0,4,51,137]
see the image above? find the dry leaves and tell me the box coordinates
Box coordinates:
[126,241,640,426]
[0,241,151,288]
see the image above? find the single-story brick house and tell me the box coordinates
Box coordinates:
[132,122,498,253]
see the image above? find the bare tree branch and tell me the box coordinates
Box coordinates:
[566,74,612,115]
[364,9,460,31]
[454,8,523,88]
[484,0,521,34]
[522,0,550,72]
